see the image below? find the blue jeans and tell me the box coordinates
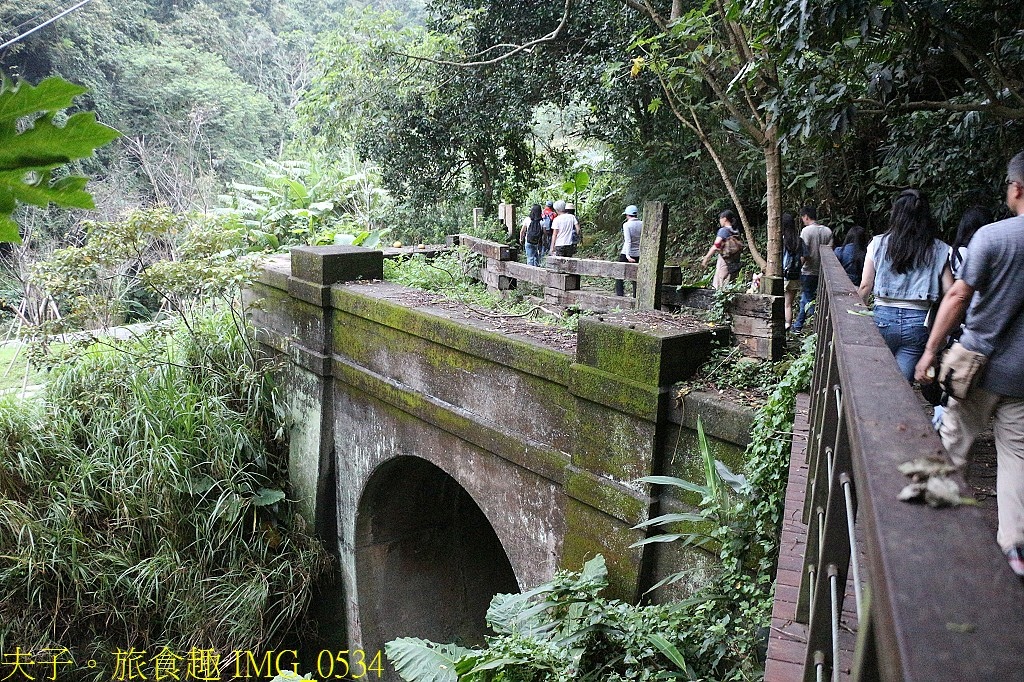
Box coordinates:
[794,274,818,330]
[524,242,541,266]
[874,305,929,382]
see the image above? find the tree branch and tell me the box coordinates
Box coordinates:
[657,74,766,270]
[395,0,574,68]
[854,98,1024,119]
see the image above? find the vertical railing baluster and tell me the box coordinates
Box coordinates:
[842,473,862,619]
[830,565,840,682]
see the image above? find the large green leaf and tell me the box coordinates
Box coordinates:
[0,112,120,171]
[385,638,477,682]
[0,172,94,210]
[633,512,707,529]
[0,77,119,243]
[648,634,688,672]
[637,475,710,497]
[0,215,19,243]
[0,76,86,123]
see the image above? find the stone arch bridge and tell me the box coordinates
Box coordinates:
[247,246,759,667]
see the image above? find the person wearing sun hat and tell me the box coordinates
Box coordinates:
[616,205,642,296]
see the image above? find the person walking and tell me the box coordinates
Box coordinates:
[927,206,995,428]
[520,203,544,266]
[834,225,869,285]
[616,205,642,297]
[791,206,833,332]
[541,201,556,258]
[700,209,743,289]
[781,212,804,330]
[915,152,1024,577]
[949,206,993,277]
[859,189,952,382]
[549,200,579,258]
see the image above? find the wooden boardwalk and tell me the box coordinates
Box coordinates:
[764,393,858,682]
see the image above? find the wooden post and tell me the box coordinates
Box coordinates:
[503,203,516,240]
[636,202,668,310]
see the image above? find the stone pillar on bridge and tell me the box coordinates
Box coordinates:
[246,245,384,652]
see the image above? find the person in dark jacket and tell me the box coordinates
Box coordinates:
[834,225,869,285]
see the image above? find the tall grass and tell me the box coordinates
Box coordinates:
[0,311,330,677]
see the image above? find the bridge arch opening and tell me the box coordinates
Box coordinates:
[354,456,520,650]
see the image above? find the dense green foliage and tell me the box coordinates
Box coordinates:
[388,555,701,681]
[0,311,331,676]
[297,0,1024,269]
[30,206,255,330]
[0,0,374,216]
[385,336,815,681]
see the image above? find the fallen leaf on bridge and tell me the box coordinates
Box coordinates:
[897,457,976,508]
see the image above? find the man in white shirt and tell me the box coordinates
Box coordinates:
[792,206,833,332]
[549,200,579,258]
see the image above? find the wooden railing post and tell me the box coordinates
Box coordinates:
[636,202,668,310]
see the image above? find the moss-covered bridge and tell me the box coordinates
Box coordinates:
[246,246,757,669]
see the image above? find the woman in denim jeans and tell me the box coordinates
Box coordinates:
[858,189,954,382]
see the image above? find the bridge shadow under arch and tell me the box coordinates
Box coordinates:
[354,456,521,652]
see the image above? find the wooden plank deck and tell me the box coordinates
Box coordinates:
[765,393,858,682]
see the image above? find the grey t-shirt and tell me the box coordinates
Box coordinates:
[959,214,1024,397]
[800,223,833,276]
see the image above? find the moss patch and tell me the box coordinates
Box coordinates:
[561,499,645,602]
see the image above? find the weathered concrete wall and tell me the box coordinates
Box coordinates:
[246,247,756,668]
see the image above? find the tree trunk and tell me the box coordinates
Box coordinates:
[763,127,782,278]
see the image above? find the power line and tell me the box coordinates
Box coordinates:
[0,1,72,40]
[0,0,95,52]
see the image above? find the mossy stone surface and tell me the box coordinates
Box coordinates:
[576,316,725,387]
[561,498,645,602]
[291,245,384,284]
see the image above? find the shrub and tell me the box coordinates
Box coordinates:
[0,311,331,678]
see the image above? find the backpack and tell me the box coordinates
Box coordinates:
[541,215,553,233]
[526,218,543,245]
[720,229,743,259]
[570,216,581,246]
[783,240,804,279]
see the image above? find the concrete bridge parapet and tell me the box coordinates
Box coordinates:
[245,246,755,661]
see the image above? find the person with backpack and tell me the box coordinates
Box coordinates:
[616,205,643,297]
[781,212,804,329]
[834,224,869,286]
[520,203,544,266]
[700,209,744,289]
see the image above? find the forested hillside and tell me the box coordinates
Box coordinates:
[1,0,417,221]
[4,1,1023,262]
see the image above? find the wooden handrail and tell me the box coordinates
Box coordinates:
[797,247,1024,681]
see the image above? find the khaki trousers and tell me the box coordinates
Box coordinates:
[713,255,734,289]
[941,387,1024,549]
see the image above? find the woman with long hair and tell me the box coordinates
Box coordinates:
[834,224,869,285]
[950,206,993,276]
[781,212,803,329]
[859,189,953,381]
